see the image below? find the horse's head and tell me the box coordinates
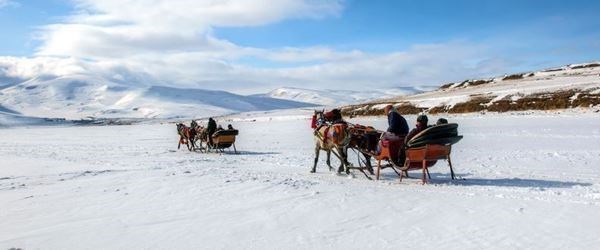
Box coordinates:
[312,109,326,128]
[176,123,186,134]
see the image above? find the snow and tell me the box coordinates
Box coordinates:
[1,110,600,249]
[258,86,435,106]
[0,75,315,120]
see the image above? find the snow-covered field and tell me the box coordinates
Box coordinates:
[1,111,600,249]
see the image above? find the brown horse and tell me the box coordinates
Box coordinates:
[348,124,379,175]
[192,125,209,151]
[311,110,352,174]
[176,123,197,151]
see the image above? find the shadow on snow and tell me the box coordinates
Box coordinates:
[430,173,591,188]
[375,172,591,188]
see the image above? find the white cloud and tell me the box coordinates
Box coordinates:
[36,0,343,58]
[2,0,516,94]
[0,0,18,8]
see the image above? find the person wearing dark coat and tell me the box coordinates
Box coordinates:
[377,105,408,154]
[386,105,409,136]
[207,117,217,145]
[405,114,429,144]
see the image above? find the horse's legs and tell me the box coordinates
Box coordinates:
[186,136,192,151]
[363,153,374,175]
[326,149,334,172]
[340,146,350,174]
[311,145,320,173]
[178,136,183,149]
[334,147,345,173]
[189,136,195,151]
[190,139,195,151]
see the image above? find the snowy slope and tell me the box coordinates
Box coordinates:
[407,62,600,108]
[0,74,315,120]
[257,86,435,106]
[1,111,599,249]
[343,62,600,114]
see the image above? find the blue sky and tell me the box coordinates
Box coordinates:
[0,0,72,56]
[215,0,600,68]
[1,0,599,92]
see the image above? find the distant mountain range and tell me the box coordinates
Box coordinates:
[0,74,316,120]
[254,86,435,106]
[0,69,435,120]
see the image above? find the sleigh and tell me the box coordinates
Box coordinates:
[350,123,462,184]
[193,127,239,154]
[208,129,239,153]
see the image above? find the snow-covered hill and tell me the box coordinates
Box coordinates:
[343,62,600,115]
[257,86,435,106]
[0,74,315,120]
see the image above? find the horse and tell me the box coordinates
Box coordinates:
[176,123,197,151]
[311,110,352,174]
[347,124,380,175]
[192,125,209,151]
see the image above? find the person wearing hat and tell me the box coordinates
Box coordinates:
[436,118,448,125]
[405,114,429,143]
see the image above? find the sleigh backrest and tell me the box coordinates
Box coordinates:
[213,134,236,144]
[212,129,238,148]
[406,123,461,148]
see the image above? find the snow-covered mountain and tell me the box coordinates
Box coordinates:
[343,62,600,115]
[4,61,599,121]
[0,74,315,120]
[257,86,435,106]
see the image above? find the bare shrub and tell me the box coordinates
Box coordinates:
[502,73,524,81]
[428,105,448,114]
[468,79,493,86]
[439,82,454,89]
[571,63,600,69]
[448,97,494,113]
